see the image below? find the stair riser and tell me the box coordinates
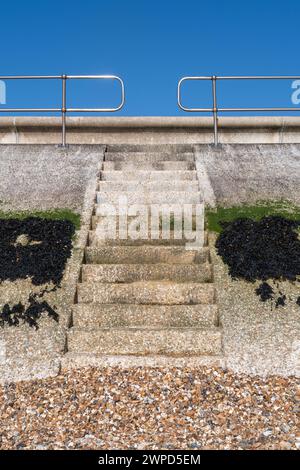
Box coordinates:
[91,214,203,230]
[98,181,199,192]
[73,304,218,328]
[104,152,195,163]
[77,282,215,305]
[88,229,208,247]
[103,161,195,171]
[100,171,197,181]
[85,246,209,264]
[96,192,202,205]
[81,264,212,283]
[68,328,222,356]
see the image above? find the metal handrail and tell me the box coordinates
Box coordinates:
[0,74,125,146]
[178,75,300,145]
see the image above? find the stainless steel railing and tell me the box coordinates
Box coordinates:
[178,75,300,145]
[0,74,125,146]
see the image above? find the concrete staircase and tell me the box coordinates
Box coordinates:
[65,146,223,367]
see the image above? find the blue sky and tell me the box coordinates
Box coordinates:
[0,0,300,116]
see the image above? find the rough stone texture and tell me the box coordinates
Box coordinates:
[1,116,300,144]
[0,358,61,384]
[101,170,197,181]
[103,161,195,171]
[89,229,208,246]
[105,151,195,163]
[195,144,300,207]
[96,191,202,204]
[77,281,215,305]
[62,355,224,369]
[81,263,212,283]
[0,144,104,212]
[85,246,209,264]
[0,145,105,383]
[72,303,218,328]
[99,180,199,192]
[211,234,300,377]
[0,367,298,450]
[67,328,222,356]
[0,324,65,358]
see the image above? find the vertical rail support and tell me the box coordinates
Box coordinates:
[211,76,218,146]
[61,74,67,147]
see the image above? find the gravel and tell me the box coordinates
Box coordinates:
[0,366,298,450]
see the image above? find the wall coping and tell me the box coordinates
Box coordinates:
[1,116,300,129]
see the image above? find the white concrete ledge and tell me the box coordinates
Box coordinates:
[1,116,300,144]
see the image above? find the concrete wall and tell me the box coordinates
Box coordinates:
[0,145,105,212]
[195,144,300,207]
[1,117,300,144]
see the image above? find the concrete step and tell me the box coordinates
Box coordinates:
[72,303,218,328]
[98,180,199,192]
[88,229,208,246]
[85,245,210,264]
[77,281,215,305]
[105,152,195,163]
[94,205,204,220]
[91,211,203,229]
[100,170,197,181]
[81,263,212,283]
[67,327,222,356]
[102,161,195,171]
[96,191,202,205]
[61,353,225,369]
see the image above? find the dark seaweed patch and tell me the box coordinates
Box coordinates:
[0,295,59,329]
[0,217,75,286]
[255,282,274,302]
[216,216,300,305]
[0,217,75,328]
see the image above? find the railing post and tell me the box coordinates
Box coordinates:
[61,74,67,147]
[212,75,218,146]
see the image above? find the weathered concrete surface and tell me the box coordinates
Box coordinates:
[85,245,210,264]
[1,116,300,144]
[0,145,104,383]
[0,144,104,212]
[72,303,218,328]
[195,144,300,207]
[210,234,300,377]
[67,327,222,356]
[81,263,212,283]
[77,281,215,305]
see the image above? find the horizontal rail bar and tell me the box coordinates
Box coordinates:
[177,74,300,145]
[220,107,300,112]
[0,76,61,80]
[0,75,125,80]
[0,74,125,144]
[178,75,300,81]
[0,108,61,112]
[217,76,300,80]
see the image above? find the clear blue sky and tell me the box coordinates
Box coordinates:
[0,0,300,116]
